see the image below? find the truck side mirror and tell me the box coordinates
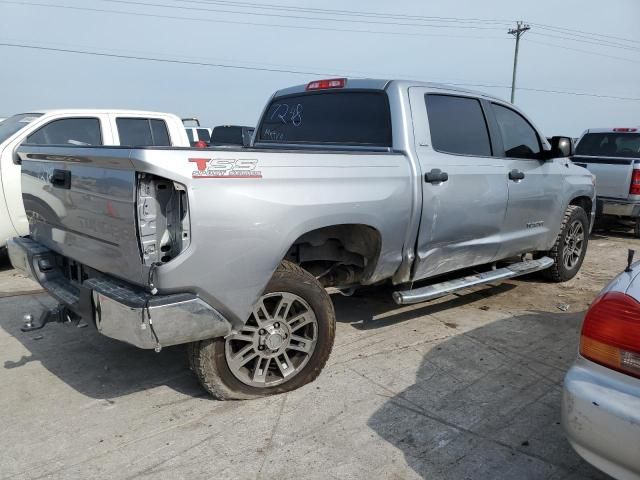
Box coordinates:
[550,136,574,158]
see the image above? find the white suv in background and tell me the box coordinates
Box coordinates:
[0,109,190,251]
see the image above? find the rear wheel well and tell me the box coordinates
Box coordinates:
[570,196,593,221]
[284,224,381,288]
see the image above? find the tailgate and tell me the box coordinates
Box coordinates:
[572,156,636,200]
[17,147,146,284]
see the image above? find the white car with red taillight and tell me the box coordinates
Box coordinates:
[573,127,640,236]
[562,253,640,480]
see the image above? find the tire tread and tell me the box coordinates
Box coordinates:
[542,205,587,282]
[190,260,335,400]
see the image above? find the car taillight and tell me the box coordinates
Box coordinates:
[306,78,346,90]
[630,170,640,195]
[581,291,640,378]
[613,128,638,132]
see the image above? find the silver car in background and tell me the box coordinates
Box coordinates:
[562,253,640,480]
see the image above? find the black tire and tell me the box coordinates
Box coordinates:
[634,220,640,239]
[541,205,589,282]
[189,261,336,400]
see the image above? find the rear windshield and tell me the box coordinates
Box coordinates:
[211,126,244,145]
[0,113,42,144]
[257,91,392,147]
[196,128,211,143]
[576,133,640,158]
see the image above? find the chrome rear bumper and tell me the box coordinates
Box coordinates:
[8,237,232,349]
[598,197,640,218]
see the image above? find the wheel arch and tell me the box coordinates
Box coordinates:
[569,195,594,225]
[282,223,383,287]
[569,195,593,214]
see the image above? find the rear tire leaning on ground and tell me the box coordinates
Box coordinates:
[189,261,336,400]
[541,205,589,282]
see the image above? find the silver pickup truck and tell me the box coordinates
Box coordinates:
[572,127,640,236]
[9,78,595,399]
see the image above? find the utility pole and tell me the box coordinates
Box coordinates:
[508,21,530,104]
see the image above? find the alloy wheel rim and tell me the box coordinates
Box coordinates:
[225,292,318,388]
[562,220,584,270]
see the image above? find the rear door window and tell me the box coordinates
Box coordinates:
[116,118,171,146]
[576,133,640,158]
[425,94,492,156]
[258,91,392,147]
[25,117,102,146]
[150,119,170,146]
[491,103,541,159]
[185,128,195,143]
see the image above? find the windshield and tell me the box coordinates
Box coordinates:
[0,113,42,144]
[257,91,392,147]
[576,132,640,158]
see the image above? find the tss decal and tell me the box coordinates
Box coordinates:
[189,158,262,179]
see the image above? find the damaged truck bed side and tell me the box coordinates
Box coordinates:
[9,78,595,399]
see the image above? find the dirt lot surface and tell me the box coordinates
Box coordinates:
[0,232,637,480]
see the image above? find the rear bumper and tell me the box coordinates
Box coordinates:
[562,356,640,480]
[8,237,232,349]
[598,197,640,218]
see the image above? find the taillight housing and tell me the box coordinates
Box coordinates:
[613,128,638,132]
[630,170,640,195]
[306,78,346,90]
[580,291,640,378]
[137,174,190,266]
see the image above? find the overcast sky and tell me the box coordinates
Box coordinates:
[0,0,638,137]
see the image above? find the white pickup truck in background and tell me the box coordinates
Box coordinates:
[573,127,640,236]
[0,109,190,251]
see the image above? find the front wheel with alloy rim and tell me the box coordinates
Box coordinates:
[541,204,589,282]
[189,261,336,400]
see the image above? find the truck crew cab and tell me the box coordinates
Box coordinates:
[9,79,595,399]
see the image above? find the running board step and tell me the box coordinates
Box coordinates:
[393,256,554,305]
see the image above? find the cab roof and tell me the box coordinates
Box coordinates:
[24,109,179,117]
[273,78,507,103]
[582,127,639,134]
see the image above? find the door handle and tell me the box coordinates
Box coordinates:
[424,169,449,184]
[50,169,71,189]
[508,169,525,181]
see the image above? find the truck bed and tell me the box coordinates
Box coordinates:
[16,144,413,325]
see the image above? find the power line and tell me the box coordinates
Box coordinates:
[100,0,507,30]
[530,31,640,53]
[6,1,639,58]
[2,41,639,101]
[0,1,509,40]
[147,0,512,25]
[119,0,640,49]
[0,41,338,75]
[531,22,640,46]
[527,38,640,64]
